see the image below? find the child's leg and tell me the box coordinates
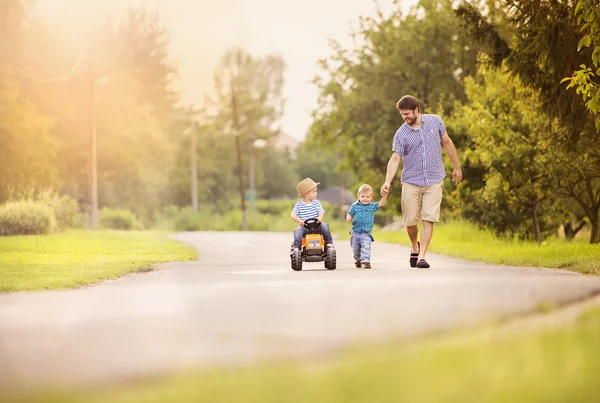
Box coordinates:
[350,232,361,262]
[293,226,308,249]
[319,222,333,245]
[360,234,373,263]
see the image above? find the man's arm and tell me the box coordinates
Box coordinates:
[440,132,462,185]
[381,152,401,196]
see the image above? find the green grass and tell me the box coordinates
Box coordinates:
[370,220,600,275]
[0,230,197,292]
[5,306,600,403]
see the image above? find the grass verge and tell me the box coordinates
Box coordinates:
[0,230,197,292]
[5,305,600,403]
[369,220,600,275]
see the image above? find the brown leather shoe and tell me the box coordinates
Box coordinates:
[355,260,362,268]
[362,262,371,269]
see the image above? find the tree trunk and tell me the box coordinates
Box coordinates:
[563,220,585,241]
[532,203,541,244]
[590,212,599,244]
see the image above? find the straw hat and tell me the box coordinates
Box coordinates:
[297,178,320,197]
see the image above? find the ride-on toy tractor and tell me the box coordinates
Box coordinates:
[290,218,336,271]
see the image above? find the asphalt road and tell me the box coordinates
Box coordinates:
[1,231,600,391]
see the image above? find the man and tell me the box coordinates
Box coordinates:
[380,95,462,269]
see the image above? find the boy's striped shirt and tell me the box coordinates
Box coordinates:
[292,200,324,221]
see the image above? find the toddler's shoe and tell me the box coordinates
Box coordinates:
[362,262,371,269]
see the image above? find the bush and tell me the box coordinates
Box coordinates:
[254,199,296,216]
[0,201,56,236]
[99,208,143,230]
[47,194,82,229]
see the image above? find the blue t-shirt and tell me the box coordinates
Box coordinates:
[348,201,379,232]
[291,200,324,221]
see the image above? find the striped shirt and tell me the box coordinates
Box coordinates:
[348,201,379,233]
[291,200,325,221]
[392,114,447,187]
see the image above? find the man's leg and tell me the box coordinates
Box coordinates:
[405,225,419,253]
[420,221,433,259]
[420,180,443,261]
[401,182,422,259]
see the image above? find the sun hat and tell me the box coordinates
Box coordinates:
[297,178,320,197]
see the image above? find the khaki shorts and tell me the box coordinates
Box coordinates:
[401,180,443,226]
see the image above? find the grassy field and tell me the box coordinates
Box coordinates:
[5,305,600,403]
[0,230,197,292]
[367,220,600,275]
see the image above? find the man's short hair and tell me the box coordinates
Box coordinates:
[396,95,420,111]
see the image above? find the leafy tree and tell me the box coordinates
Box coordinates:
[456,0,600,243]
[562,0,600,131]
[448,66,558,242]
[310,0,479,213]
[455,0,596,139]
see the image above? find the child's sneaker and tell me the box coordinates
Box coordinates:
[362,262,371,269]
[355,260,362,268]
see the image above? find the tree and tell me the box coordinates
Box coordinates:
[448,66,558,242]
[455,0,596,139]
[456,0,600,243]
[562,0,600,131]
[310,0,479,213]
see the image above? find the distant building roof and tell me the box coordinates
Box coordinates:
[272,131,301,152]
[318,185,356,206]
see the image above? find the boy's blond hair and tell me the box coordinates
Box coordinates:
[357,184,373,196]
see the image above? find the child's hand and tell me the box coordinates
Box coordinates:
[299,220,305,227]
[346,215,353,222]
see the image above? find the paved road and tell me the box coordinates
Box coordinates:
[1,231,600,391]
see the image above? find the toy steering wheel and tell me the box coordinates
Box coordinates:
[303,218,321,229]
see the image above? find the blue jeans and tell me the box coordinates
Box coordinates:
[293,222,333,249]
[351,232,372,262]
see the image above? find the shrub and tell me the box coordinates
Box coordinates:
[47,194,82,229]
[0,201,56,236]
[99,208,143,230]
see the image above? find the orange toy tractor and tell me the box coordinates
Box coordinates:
[290,218,336,271]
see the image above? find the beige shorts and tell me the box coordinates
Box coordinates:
[401,180,443,226]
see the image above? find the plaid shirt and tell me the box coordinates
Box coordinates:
[392,114,447,187]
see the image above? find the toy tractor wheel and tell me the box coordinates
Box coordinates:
[325,246,336,270]
[291,248,303,271]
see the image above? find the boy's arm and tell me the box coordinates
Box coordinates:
[346,213,353,222]
[378,195,388,208]
[317,211,325,222]
[291,213,304,227]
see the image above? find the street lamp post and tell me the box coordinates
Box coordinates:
[248,137,267,209]
[230,84,247,231]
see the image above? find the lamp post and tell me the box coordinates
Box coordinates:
[248,137,267,208]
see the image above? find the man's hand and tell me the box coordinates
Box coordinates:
[380,183,391,197]
[452,168,463,185]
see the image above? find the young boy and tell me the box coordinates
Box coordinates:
[346,184,387,269]
[291,178,333,251]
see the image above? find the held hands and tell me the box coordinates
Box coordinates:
[380,183,391,197]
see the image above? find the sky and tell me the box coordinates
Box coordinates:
[35,0,418,141]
